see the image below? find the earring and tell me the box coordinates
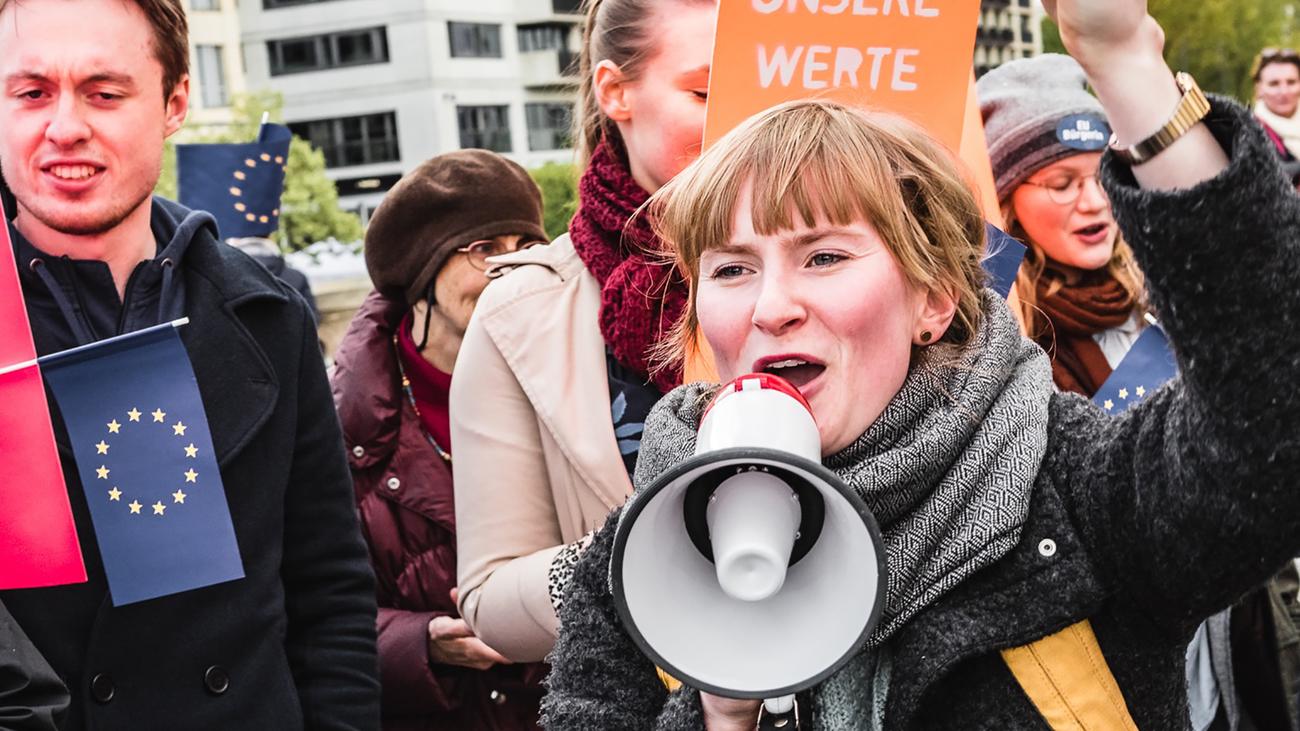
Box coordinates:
[919,331,933,344]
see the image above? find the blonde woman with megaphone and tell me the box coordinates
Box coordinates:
[540,0,1300,728]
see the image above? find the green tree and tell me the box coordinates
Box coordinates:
[1040,1,1299,102]
[156,90,362,251]
[529,162,579,238]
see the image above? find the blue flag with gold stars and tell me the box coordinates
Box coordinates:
[40,321,243,605]
[984,223,1027,299]
[1093,323,1178,415]
[177,123,292,240]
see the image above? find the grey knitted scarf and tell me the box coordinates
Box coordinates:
[631,290,1054,726]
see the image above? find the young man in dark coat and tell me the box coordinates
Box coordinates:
[0,1,380,729]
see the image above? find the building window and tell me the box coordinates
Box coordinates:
[195,45,228,108]
[525,103,571,151]
[287,112,400,168]
[457,106,512,152]
[268,27,388,76]
[191,0,220,10]
[448,22,502,58]
[518,24,566,52]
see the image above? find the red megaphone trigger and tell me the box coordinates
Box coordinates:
[702,373,816,424]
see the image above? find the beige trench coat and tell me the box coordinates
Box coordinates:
[451,234,634,663]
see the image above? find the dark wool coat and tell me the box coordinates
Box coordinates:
[0,600,67,731]
[332,292,546,731]
[0,197,380,730]
[541,98,1300,730]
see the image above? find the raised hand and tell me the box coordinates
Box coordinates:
[1042,0,1161,69]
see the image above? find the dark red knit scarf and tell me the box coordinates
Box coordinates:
[1033,271,1133,397]
[569,140,687,393]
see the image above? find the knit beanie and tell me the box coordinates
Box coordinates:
[364,149,548,305]
[977,54,1112,204]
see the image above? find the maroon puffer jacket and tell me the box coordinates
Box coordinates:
[331,291,546,731]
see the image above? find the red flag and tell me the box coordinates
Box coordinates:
[0,214,86,588]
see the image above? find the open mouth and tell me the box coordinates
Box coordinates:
[758,358,827,390]
[1073,223,1108,239]
[43,164,104,183]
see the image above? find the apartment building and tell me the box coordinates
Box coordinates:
[187,0,248,127]
[974,0,1043,77]
[239,0,582,219]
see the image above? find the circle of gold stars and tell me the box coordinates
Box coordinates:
[230,152,287,225]
[95,406,201,517]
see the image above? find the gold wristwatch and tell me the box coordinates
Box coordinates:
[1108,72,1210,165]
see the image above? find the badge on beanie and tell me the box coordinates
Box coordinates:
[1056,114,1111,151]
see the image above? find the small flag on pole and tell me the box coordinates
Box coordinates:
[1093,322,1178,415]
[40,321,243,605]
[177,123,292,240]
[983,223,1027,299]
[0,216,86,590]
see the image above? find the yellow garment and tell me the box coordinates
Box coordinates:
[1001,619,1140,731]
[657,668,682,692]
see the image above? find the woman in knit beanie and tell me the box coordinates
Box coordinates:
[979,53,1148,397]
[329,150,550,731]
[449,0,718,665]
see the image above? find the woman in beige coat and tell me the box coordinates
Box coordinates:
[451,0,718,662]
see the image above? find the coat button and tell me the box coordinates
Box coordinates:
[203,665,230,695]
[352,445,365,458]
[489,689,508,705]
[90,673,115,703]
[1038,538,1058,558]
[386,477,400,491]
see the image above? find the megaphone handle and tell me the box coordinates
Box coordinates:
[757,695,800,730]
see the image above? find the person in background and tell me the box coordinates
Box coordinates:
[228,236,319,324]
[331,150,551,730]
[1251,47,1300,182]
[450,0,717,663]
[980,53,1148,397]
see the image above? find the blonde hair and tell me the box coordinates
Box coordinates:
[649,99,989,371]
[573,0,712,170]
[1003,202,1147,342]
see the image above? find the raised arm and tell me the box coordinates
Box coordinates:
[1044,3,1300,631]
[1045,0,1229,189]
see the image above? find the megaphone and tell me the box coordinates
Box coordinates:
[610,373,887,705]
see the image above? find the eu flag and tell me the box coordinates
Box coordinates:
[177,123,292,240]
[983,222,1027,299]
[1093,323,1178,415]
[40,321,243,605]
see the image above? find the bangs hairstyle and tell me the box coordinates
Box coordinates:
[649,99,988,371]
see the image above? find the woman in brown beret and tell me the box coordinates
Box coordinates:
[329,149,550,731]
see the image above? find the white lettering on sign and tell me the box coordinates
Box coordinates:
[758,44,920,90]
[753,0,940,16]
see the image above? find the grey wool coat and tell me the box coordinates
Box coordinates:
[541,97,1300,730]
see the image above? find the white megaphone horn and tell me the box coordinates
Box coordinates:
[610,373,887,710]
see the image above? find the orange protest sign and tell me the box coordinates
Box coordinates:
[703,0,982,151]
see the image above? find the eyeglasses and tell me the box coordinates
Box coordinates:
[1021,173,1108,207]
[1260,47,1300,63]
[456,238,548,270]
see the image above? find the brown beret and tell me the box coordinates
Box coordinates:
[364,149,548,305]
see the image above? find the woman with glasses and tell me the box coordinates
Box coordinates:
[330,150,550,731]
[980,54,1148,397]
